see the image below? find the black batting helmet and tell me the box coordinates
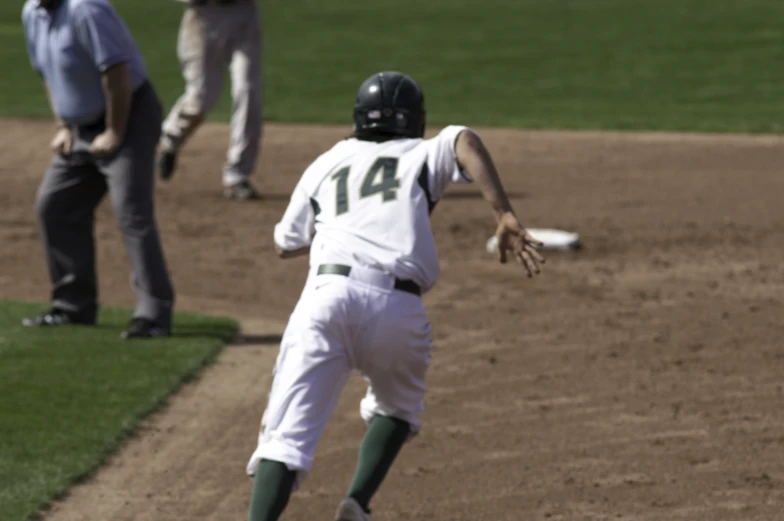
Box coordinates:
[352,71,426,140]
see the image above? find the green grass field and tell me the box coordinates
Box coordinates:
[0,300,238,521]
[1,0,782,132]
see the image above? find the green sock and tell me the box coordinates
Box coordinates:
[347,415,411,512]
[248,459,297,521]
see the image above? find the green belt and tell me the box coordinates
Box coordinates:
[317,264,421,297]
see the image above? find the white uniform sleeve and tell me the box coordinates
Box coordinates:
[425,125,475,201]
[273,177,316,251]
[273,143,348,251]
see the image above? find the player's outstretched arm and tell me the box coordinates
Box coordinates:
[454,130,545,277]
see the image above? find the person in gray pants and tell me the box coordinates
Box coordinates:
[22,0,175,339]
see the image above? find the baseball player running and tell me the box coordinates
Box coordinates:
[158,0,262,200]
[244,71,545,521]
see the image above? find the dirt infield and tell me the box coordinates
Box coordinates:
[2,120,784,521]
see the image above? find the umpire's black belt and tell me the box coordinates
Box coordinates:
[317,264,421,297]
[188,0,248,6]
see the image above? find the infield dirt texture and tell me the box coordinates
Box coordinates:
[2,0,784,520]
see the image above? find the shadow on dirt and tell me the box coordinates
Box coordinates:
[442,191,528,200]
[229,333,283,346]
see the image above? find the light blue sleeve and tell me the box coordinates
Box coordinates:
[71,1,134,72]
[21,5,42,75]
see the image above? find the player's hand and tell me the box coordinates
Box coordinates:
[90,129,122,158]
[494,212,545,277]
[51,127,73,156]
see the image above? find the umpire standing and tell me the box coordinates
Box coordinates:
[21,0,175,339]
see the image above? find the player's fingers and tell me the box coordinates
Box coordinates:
[525,252,541,276]
[515,250,535,277]
[525,244,546,264]
[524,233,544,249]
[497,235,508,264]
[518,249,541,277]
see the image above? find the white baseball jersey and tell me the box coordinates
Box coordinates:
[274,125,475,293]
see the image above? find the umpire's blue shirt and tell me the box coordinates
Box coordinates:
[22,0,148,125]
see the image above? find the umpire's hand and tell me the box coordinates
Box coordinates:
[51,127,72,156]
[90,129,122,158]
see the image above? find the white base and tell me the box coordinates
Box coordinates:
[486,228,581,253]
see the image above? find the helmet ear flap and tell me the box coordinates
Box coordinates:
[418,111,427,138]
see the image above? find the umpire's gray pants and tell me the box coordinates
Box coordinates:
[35,82,175,329]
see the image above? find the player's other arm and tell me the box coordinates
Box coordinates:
[273,180,316,260]
[454,130,545,276]
[274,214,312,258]
[275,244,309,259]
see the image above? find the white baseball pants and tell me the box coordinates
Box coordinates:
[246,265,433,489]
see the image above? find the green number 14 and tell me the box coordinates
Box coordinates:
[331,157,400,216]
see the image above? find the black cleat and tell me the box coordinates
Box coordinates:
[120,318,170,339]
[157,150,178,181]
[22,308,95,327]
[224,180,261,200]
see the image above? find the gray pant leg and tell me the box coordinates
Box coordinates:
[36,154,107,321]
[101,84,175,329]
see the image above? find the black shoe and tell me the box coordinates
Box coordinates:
[158,150,178,181]
[224,180,260,200]
[22,308,95,327]
[120,318,170,339]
